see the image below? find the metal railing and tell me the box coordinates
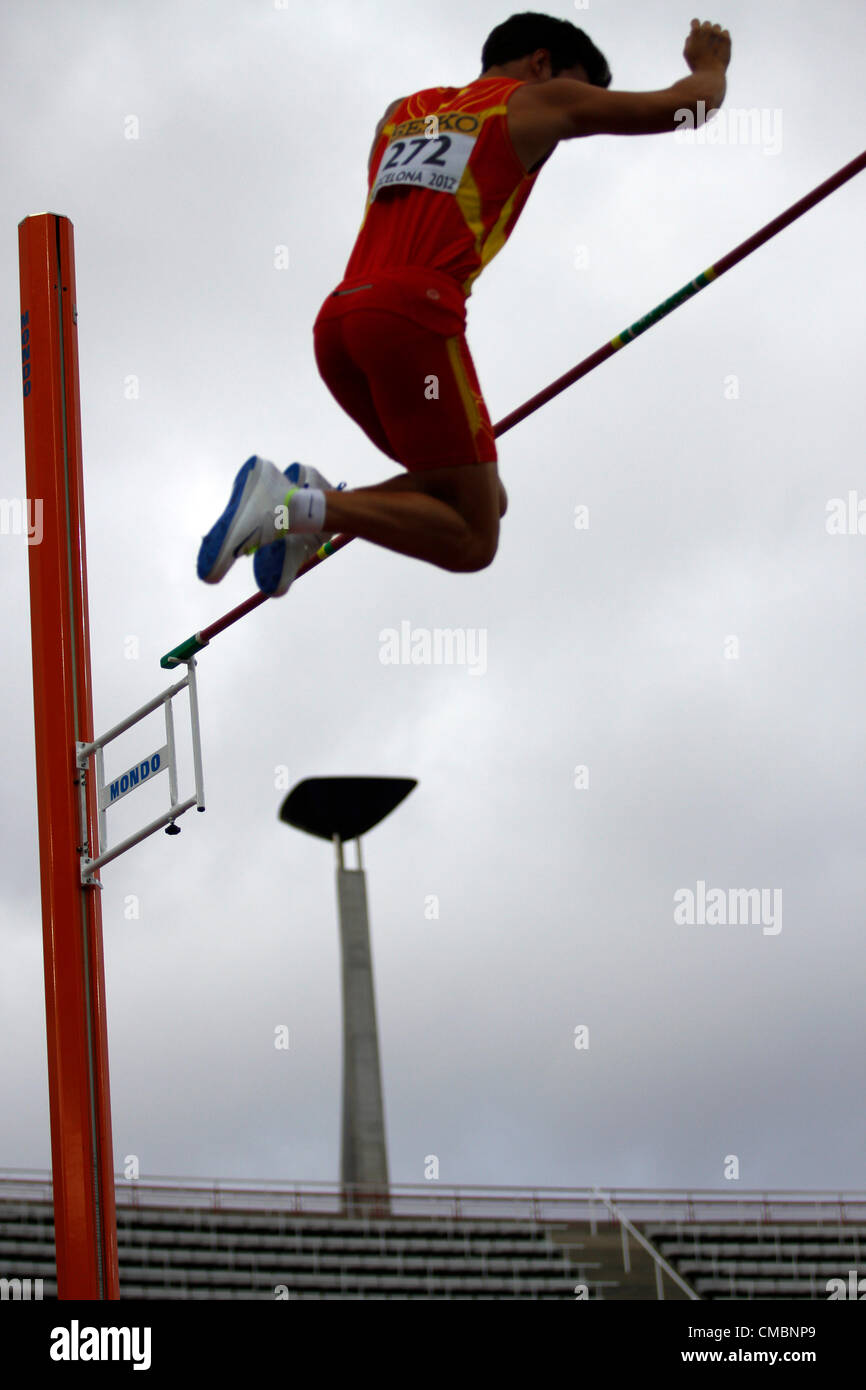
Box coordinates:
[2,1170,865,1228]
[598,1191,699,1300]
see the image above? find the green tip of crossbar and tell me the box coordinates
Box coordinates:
[160,633,208,669]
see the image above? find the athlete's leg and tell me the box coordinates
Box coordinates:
[354,468,508,518]
[313,311,504,572]
[322,461,501,573]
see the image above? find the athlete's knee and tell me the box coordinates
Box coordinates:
[473,530,499,570]
[451,520,499,573]
[498,479,508,518]
[435,464,501,571]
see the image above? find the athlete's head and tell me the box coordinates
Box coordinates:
[480,11,611,86]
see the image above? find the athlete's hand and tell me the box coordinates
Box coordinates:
[684,18,731,74]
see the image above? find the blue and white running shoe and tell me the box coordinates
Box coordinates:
[253,462,340,597]
[197,455,294,584]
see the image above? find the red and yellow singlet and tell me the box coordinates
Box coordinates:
[347,77,542,301]
[313,77,545,468]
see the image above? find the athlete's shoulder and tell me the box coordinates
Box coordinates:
[455,75,526,102]
[391,80,524,118]
[395,86,460,116]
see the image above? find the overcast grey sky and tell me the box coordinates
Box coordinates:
[2,0,865,1199]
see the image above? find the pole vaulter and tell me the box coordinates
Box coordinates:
[162,146,866,671]
[18,13,864,1304]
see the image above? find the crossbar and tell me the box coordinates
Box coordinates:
[161,148,866,669]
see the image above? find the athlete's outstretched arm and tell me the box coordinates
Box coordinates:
[533,18,731,139]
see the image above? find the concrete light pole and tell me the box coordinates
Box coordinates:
[280,777,416,1215]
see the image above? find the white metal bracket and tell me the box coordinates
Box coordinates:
[76,657,205,886]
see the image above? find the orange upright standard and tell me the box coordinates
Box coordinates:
[18,213,119,1299]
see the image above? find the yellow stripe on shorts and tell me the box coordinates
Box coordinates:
[445,336,483,444]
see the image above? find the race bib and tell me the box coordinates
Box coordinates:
[371,130,475,199]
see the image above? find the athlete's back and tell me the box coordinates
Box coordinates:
[343,77,544,298]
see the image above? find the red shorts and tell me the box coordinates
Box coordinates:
[312,267,497,471]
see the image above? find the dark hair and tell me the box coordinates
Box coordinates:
[481,11,611,86]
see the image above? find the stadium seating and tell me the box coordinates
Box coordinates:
[2,1179,862,1300]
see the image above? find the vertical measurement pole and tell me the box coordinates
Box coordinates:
[19,213,119,1299]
